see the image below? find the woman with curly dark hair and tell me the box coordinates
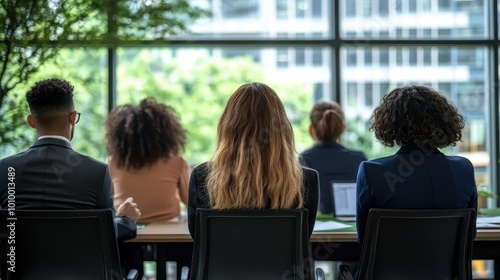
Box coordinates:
[105,97,188,222]
[105,97,189,278]
[356,85,477,244]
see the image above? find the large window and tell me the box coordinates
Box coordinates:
[2,3,498,276]
[341,0,487,39]
[178,0,331,39]
[1,0,494,278]
[176,1,496,216]
[2,0,497,210]
[105,0,496,206]
[115,47,331,163]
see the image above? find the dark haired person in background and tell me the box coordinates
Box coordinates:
[356,85,477,244]
[301,101,367,214]
[0,78,140,228]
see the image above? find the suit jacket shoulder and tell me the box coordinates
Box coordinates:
[0,138,113,210]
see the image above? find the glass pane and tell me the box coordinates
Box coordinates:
[341,0,488,39]
[340,47,489,189]
[0,49,108,161]
[312,0,322,18]
[116,47,332,164]
[296,0,306,18]
[277,0,288,19]
[175,0,331,39]
[296,47,306,66]
[221,0,259,18]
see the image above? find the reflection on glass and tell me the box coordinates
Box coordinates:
[341,0,487,39]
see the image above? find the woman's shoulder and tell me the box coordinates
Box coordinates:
[191,162,210,179]
[192,161,209,171]
[301,165,316,172]
[444,154,474,170]
[339,145,368,159]
[301,166,319,180]
[360,154,395,166]
[162,155,189,167]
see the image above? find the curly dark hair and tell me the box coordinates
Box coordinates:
[370,85,465,148]
[105,97,186,170]
[25,78,74,116]
[310,101,344,144]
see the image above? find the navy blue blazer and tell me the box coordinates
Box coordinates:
[356,145,478,245]
[187,162,320,238]
[0,137,113,210]
[301,142,367,213]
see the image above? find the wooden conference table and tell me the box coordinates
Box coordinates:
[129,219,500,280]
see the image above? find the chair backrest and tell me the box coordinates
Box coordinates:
[190,208,314,280]
[0,209,123,280]
[357,208,475,280]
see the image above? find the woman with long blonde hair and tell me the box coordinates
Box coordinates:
[187,82,319,237]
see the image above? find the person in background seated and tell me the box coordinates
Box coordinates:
[105,97,189,279]
[0,78,141,232]
[188,82,319,238]
[301,101,367,214]
[356,85,477,245]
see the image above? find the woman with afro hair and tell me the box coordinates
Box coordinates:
[105,97,189,278]
[106,97,188,222]
[356,85,477,245]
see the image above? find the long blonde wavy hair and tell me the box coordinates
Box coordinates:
[206,82,304,209]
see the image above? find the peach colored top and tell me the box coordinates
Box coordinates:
[108,156,189,222]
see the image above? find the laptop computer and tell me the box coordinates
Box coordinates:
[331,181,357,222]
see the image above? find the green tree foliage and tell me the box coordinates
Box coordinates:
[0,0,208,154]
[30,49,109,159]
[0,93,31,156]
[2,48,109,159]
[8,48,314,164]
[115,49,314,164]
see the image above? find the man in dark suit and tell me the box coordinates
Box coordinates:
[0,78,140,224]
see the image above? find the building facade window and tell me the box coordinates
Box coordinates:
[221,0,259,18]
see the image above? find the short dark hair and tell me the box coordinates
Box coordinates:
[370,85,465,148]
[26,78,74,115]
[105,97,186,170]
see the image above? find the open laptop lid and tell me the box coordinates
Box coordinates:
[331,181,357,221]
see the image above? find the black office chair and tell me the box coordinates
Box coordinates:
[0,209,137,280]
[339,208,476,280]
[189,208,324,280]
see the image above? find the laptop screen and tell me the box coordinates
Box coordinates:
[331,182,357,218]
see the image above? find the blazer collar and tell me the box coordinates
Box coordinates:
[314,141,343,149]
[396,144,442,155]
[31,137,72,150]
